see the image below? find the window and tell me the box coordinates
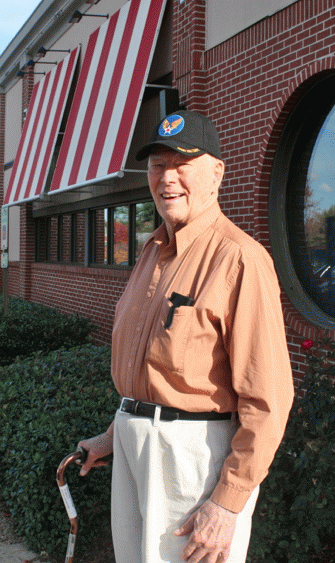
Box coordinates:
[113,206,129,265]
[91,200,157,267]
[35,217,51,262]
[269,74,335,328]
[135,202,156,260]
[34,201,157,267]
[35,212,82,264]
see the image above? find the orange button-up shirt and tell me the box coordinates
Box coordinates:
[111,202,294,512]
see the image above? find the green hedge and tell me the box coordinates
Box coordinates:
[248,337,335,563]
[0,297,95,366]
[0,344,119,558]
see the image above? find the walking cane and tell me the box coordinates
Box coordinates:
[56,448,85,563]
[57,446,112,562]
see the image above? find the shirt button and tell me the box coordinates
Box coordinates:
[147,291,152,298]
[128,361,132,368]
[136,326,141,333]
[160,261,166,266]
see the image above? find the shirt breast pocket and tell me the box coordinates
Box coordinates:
[145,301,194,374]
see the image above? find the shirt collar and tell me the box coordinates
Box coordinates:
[150,202,222,256]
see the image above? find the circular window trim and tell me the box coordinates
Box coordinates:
[269,74,335,330]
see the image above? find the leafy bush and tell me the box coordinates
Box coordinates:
[0,344,119,557]
[0,297,95,366]
[248,337,335,563]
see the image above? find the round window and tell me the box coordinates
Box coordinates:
[269,74,335,329]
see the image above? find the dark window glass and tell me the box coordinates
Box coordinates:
[269,75,335,328]
[35,218,45,262]
[71,214,77,262]
[57,215,63,262]
[90,201,157,267]
[35,200,158,268]
[45,217,51,261]
[135,202,155,261]
[287,105,335,318]
[35,217,52,262]
[89,210,97,263]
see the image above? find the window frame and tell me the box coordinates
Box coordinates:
[89,198,160,269]
[35,216,52,262]
[268,73,335,329]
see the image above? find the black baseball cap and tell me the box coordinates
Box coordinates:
[136,110,222,161]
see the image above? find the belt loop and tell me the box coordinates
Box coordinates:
[153,405,162,427]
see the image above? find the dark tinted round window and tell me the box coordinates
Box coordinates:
[269,74,335,329]
[287,105,335,318]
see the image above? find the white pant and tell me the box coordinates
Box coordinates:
[111,409,259,563]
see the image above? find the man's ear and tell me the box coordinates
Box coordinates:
[214,160,225,184]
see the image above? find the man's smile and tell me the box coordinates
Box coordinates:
[161,193,185,200]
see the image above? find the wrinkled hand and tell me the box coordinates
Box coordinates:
[77,432,113,476]
[174,500,237,563]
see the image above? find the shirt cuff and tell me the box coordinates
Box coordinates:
[210,480,253,513]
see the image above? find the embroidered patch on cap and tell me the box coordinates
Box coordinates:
[177,146,201,153]
[159,115,185,136]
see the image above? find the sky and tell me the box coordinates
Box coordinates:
[0,0,42,56]
[308,106,335,212]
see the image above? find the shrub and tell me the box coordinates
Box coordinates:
[0,344,119,558]
[0,297,95,366]
[248,336,335,563]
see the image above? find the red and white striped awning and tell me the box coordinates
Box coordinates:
[49,0,167,195]
[4,47,80,206]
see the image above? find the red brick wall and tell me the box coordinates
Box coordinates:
[0,93,4,204]
[29,263,131,344]
[8,262,20,297]
[19,203,35,300]
[96,208,106,264]
[63,215,71,262]
[173,0,206,112]
[77,212,86,263]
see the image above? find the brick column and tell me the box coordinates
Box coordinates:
[18,69,35,300]
[172,0,206,112]
[0,92,4,204]
[19,203,35,300]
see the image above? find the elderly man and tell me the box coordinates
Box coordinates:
[78,110,294,563]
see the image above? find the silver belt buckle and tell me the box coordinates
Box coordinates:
[120,397,140,415]
[120,397,132,412]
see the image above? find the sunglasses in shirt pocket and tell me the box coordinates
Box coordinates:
[145,297,195,375]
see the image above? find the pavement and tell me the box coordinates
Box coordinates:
[0,542,47,562]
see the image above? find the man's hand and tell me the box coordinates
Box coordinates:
[174,499,237,563]
[77,432,113,476]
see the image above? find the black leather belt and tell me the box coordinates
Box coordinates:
[119,397,233,422]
